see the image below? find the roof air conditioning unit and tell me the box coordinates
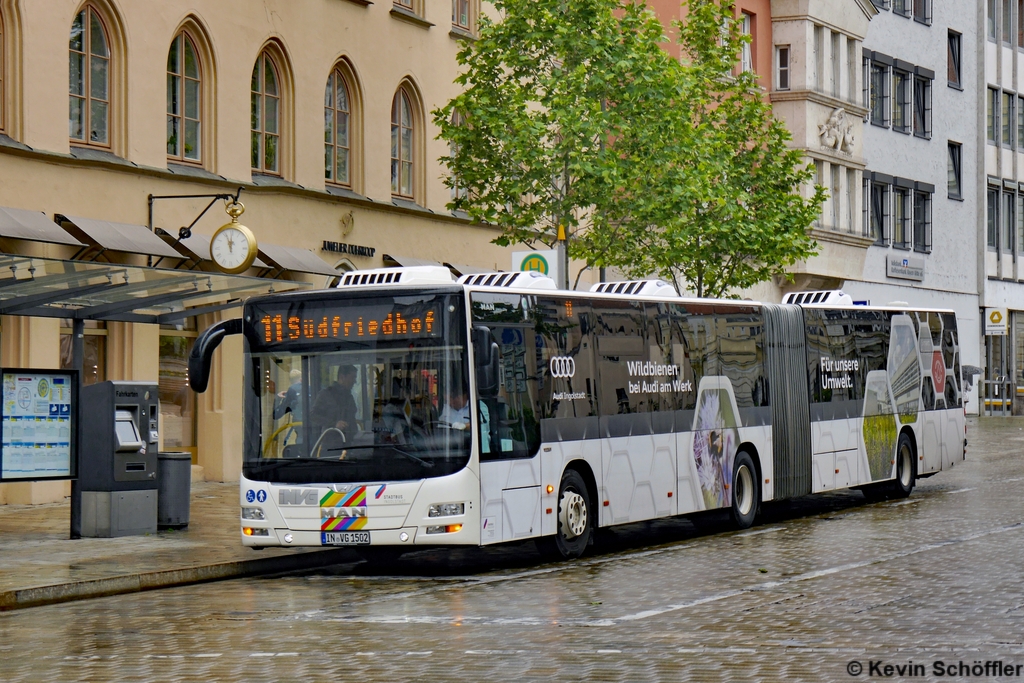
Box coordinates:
[458,271,557,290]
[589,280,678,297]
[782,290,853,306]
[336,266,455,288]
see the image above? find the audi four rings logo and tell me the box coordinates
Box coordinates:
[550,356,576,378]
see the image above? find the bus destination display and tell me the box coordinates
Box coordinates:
[1,372,74,480]
[253,301,440,346]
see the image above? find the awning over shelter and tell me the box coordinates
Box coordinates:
[0,207,86,247]
[0,253,309,323]
[56,214,183,260]
[258,244,339,277]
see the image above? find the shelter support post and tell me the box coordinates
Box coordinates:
[69,318,84,539]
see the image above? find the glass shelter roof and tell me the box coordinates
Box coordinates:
[0,253,310,323]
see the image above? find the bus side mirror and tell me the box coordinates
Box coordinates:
[188,318,242,393]
[472,326,500,398]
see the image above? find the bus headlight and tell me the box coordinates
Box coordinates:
[425,524,463,534]
[428,502,465,517]
[241,507,265,520]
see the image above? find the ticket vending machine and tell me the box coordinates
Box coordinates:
[78,381,160,537]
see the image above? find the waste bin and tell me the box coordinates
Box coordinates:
[157,452,192,529]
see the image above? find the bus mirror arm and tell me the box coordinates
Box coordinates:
[188,318,243,393]
[471,326,500,398]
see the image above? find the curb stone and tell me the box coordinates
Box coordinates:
[0,548,358,611]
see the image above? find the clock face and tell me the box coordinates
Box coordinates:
[211,226,255,272]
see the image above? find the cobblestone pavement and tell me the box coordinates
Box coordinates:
[1,418,1022,682]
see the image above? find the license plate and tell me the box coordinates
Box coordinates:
[321,531,370,546]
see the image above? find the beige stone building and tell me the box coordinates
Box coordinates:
[0,0,514,503]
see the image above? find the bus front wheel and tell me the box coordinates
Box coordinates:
[730,451,759,529]
[537,469,593,560]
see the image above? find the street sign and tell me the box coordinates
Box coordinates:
[985,307,1008,336]
[511,249,561,286]
[1,369,78,482]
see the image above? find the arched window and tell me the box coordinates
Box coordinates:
[0,9,5,132]
[324,67,351,186]
[251,52,280,174]
[167,31,201,162]
[391,87,414,198]
[69,6,110,146]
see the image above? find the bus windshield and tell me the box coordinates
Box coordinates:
[243,291,470,484]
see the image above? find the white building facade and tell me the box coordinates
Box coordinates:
[982,0,1024,414]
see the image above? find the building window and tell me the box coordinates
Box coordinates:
[870,61,889,127]
[1004,0,1014,43]
[830,32,840,98]
[830,164,841,229]
[1017,194,1024,254]
[391,87,415,198]
[894,0,910,16]
[251,51,281,174]
[847,38,857,102]
[913,0,931,25]
[814,160,824,225]
[871,181,890,244]
[1018,96,1024,148]
[988,186,1000,248]
[871,0,890,10]
[450,109,468,203]
[739,13,753,73]
[59,321,106,386]
[913,76,932,138]
[1019,0,1024,46]
[893,69,910,132]
[813,25,823,92]
[395,0,413,8]
[1003,91,1015,147]
[893,187,910,249]
[776,46,790,90]
[453,0,471,31]
[948,142,962,199]
[913,190,932,252]
[988,87,999,143]
[1005,191,1017,253]
[69,6,111,146]
[989,0,998,40]
[0,11,4,132]
[324,67,351,186]
[948,31,961,87]
[846,168,856,232]
[167,32,201,163]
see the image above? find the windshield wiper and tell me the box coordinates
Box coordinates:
[252,457,356,473]
[341,444,434,469]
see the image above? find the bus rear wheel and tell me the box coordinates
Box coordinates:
[889,432,916,498]
[730,451,759,529]
[536,469,593,560]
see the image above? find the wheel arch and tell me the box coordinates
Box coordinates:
[899,425,918,476]
[737,442,762,492]
[563,459,599,520]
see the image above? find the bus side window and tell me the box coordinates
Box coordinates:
[479,325,541,461]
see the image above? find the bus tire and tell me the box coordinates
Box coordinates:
[889,432,916,498]
[730,451,759,529]
[537,469,593,560]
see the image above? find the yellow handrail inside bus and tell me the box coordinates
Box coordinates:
[264,421,301,457]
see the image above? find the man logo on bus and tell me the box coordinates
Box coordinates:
[550,356,576,378]
[521,254,549,275]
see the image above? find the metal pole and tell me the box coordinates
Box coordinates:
[69,318,84,539]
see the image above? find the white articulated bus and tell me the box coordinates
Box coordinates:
[188,268,966,559]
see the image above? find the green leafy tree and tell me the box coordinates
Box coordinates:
[433,0,679,255]
[436,0,824,299]
[585,0,824,298]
